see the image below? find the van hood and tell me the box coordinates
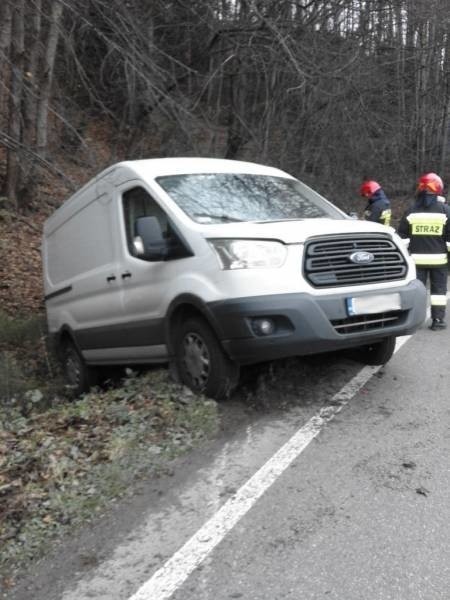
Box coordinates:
[199,218,394,244]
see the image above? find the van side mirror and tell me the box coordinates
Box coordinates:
[133,216,169,261]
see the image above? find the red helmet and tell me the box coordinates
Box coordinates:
[417,172,443,194]
[359,180,381,198]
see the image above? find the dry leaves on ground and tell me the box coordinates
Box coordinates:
[0,370,218,580]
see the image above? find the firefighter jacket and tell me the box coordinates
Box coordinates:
[397,192,450,267]
[364,189,392,226]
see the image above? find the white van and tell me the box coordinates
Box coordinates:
[42,158,426,399]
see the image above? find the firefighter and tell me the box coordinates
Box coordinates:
[397,172,450,331]
[359,180,392,226]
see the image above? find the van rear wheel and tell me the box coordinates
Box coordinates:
[356,335,396,365]
[62,339,98,396]
[175,317,239,400]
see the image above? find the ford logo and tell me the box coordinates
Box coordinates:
[349,251,374,264]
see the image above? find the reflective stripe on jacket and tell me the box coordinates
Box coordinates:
[364,189,391,226]
[397,194,450,267]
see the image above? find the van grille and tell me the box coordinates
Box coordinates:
[304,234,408,288]
[331,310,406,334]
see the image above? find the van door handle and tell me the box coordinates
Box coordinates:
[106,275,116,282]
[121,271,132,279]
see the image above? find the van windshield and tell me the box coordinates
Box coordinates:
[156,173,344,224]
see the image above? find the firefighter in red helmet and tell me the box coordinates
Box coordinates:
[359,180,392,226]
[397,172,450,330]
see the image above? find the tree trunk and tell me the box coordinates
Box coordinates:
[23,0,42,149]
[6,0,24,209]
[439,32,450,174]
[36,0,64,158]
[0,1,12,125]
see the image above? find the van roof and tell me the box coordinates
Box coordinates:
[119,157,290,179]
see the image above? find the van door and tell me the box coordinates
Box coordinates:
[70,185,127,363]
[114,183,184,362]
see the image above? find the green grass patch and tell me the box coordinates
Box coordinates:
[0,311,220,587]
[0,311,64,410]
[0,370,218,580]
[0,311,45,347]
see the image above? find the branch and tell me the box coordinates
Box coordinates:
[0,130,76,191]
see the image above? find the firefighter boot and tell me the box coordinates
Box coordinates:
[429,318,447,331]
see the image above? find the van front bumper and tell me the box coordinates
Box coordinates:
[206,279,427,365]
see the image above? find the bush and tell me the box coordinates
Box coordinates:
[0,352,29,404]
[0,311,63,410]
[0,311,45,347]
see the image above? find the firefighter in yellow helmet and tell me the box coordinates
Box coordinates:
[397,172,450,330]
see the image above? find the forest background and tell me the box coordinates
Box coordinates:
[1,0,450,315]
[1,0,450,586]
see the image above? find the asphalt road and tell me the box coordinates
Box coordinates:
[7,319,450,600]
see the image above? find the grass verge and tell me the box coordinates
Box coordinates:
[0,312,219,591]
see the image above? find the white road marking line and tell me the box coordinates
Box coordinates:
[127,336,411,600]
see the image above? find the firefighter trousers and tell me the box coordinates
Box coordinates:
[416,267,448,320]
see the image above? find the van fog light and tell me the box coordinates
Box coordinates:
[251,318,275,336]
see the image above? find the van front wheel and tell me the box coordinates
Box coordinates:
[356,335,396,366]
[62,340,98,397]
[175,317,239,400]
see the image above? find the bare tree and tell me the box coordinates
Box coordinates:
[0,1,12,123]
[36,0,64,158]
[2,0,450,213]
[6,0,25,209]
[23,0,43,150]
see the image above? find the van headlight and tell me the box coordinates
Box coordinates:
[209,239,287,270]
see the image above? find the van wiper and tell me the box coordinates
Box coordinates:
[253,218,304,223]
[194,212,242,222]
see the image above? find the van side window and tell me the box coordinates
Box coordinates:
[122,186,191,260]
[122,186,169,256]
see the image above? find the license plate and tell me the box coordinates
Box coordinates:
[346,293,401,316]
